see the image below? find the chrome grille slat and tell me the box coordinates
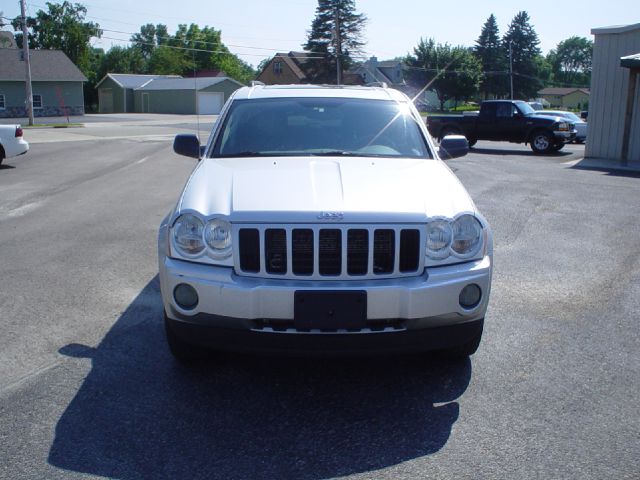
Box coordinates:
[234,224,424,280]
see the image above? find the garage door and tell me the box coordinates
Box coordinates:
[197,92,224,114]
[99,88,113,113]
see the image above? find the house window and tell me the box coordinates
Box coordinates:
[32,94,42,109]
[0,94,5,110]
[273,61,282,74]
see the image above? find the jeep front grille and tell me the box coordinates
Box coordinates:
[236,225,424,280]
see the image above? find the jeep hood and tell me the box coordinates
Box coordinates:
[178,156,476,223]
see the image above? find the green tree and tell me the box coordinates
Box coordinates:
[406,39,481,110]
[304,0,367,83]
[100,45,145,75]
[474,14,507,99]
[11,1,101,74]
[147,46,191,75]
[534,54,554,88]
[128,23,254,83]
[256,57,271,75]
[547,36,593,86]
[130,23,160,59]
[502,11,542,99]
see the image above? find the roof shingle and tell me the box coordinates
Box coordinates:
[135,77,241,91]
[538,87,590,96]
[0,49,87,82]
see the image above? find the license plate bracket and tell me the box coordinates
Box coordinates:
[294,290,367,330]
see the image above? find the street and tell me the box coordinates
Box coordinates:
[0,118,638,479]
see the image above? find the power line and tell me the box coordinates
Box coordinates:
[100,27,295,53]
[99,35,327,59]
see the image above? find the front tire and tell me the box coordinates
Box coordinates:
[530,131,554,154]
[552,143,565,152]
[164,313,210,363]
[467,138,477,147]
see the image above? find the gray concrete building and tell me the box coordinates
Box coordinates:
[96,74,180,114]
[586,23,640,166]
[133,77,243,114]
[97,75,243,115]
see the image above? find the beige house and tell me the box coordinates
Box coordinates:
[537,87,590,109]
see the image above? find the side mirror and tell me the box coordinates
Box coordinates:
[438,135,469,160]
[173,134,200,159]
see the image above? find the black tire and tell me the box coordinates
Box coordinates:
[164,313,210,363]
[438,328,483,359]
[552,143,565,152]
[0,145,5,165]
[467,138,477,148]
[530,130,554,154]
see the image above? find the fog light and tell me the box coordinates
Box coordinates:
[174,283,198,310]
[459,284,481,309]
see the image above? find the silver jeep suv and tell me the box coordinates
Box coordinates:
[159,84,493,361]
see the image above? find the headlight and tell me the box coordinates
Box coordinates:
[204,219,232,259]
[451,215,482,257]
[173,214,205,256]
[426,220,453,259]
[557,122,569,131]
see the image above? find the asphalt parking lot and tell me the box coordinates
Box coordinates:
[0,117,638,479]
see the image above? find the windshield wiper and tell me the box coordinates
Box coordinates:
[310,151,360,156]
[217,151,267,157]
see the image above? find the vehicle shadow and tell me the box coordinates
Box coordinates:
[0,164,16,170]
[48,276,472,480]
[469,146,573,157]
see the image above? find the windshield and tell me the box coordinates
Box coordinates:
[515,101,536,116]
[211,98,431,158]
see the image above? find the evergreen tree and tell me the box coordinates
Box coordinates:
[474,14,507,99]
[304,0,367,83]
[502,11,542,99]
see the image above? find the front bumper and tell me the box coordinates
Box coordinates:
[553,130,577,143]
[159,254,492,353]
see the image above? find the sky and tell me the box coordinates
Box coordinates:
[2,0,639,68]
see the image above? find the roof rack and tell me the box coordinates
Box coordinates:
[251,80,265,87]
[365,81,388,88]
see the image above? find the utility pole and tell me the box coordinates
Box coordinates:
[19,0,34,126]
[334,9,342,85]
[509,40,514,100]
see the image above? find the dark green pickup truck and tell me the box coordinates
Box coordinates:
[426,100,577,154]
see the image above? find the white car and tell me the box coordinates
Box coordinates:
[0,124,29,165]
[536,110,587,144]
[159,84,493,362]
